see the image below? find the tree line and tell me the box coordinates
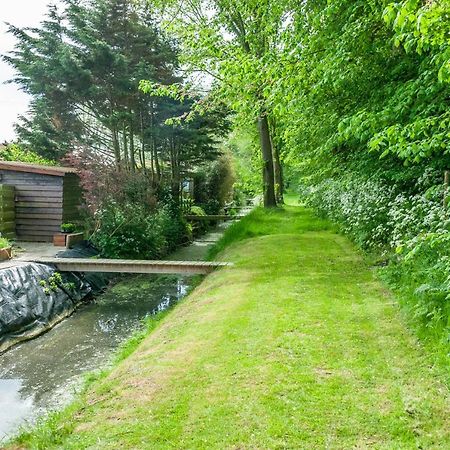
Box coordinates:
[5,0,450,210]
[4,0,229,204]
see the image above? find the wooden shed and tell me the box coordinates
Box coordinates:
[0,161,83,242]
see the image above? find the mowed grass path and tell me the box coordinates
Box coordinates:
[13,207,449,449]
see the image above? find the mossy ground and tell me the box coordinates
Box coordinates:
[9,205,449,449]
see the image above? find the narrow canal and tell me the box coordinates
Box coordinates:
[0,222,229,441]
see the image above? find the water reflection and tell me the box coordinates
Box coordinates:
[0,275,189,441]
[0,220,231,442]
[0,380,34,439]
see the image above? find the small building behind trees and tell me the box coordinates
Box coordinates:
[0,161,83,242]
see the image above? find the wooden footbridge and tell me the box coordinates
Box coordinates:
[15,208,249,275]
[184,214,245,221]
[27,257,231,275]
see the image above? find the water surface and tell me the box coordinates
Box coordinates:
[0,222,229,441]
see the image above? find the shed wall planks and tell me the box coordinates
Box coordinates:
[0,185,16,239]
[0,169,82,242]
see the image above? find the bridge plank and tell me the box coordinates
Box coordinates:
[184,215,245,221]
[24,257,232,275]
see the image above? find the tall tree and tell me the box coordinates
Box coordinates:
[5,0,179,164]
[152,0,291,207]
[4,0,229,204]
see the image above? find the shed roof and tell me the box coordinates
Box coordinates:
[0,161,77,177]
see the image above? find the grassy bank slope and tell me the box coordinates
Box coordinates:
[12,207,449,449]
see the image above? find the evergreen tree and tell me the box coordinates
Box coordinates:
[4,0,228,198]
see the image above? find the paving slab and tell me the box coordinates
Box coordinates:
[0,242,61,270]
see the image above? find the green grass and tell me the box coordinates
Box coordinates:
[9,206,449,449]
[283,192,301,206]
[208,206,334,258]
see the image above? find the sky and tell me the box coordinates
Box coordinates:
[0,1,61,143]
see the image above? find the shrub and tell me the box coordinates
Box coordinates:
[302,174,450,346]
[188,205,209,236]
[302,178,396,250]
[64,148,157,214]
[159,212,191,252]
[193,152,235,210]
[0,143,56,165]
[190,206,207,216]
[0,237,10,249]
[201,199,221,215]
[60,223,77,233]
[90,202,188,259]
[383,231,450,341]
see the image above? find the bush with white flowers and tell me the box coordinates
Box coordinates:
[301,175,450,341]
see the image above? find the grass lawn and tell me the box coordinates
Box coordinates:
[11,206,449,449]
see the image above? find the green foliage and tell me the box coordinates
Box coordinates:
[302,178,396,250]
[153,0,288,120]
[190,206,207,216]
[4,0,178,159]
[150,0,291,206]
[384,0,450,81]
[234,0,450,350]
[186,205,209,235]
[60,223,77,233]
[5,0,228,186]
[0,237,10,249]
[383,231,450,348]
[0,143,56,165]
[90,202,188,259]
[160,212,191,252]
[40,272,76,296]
[207,152,236,206]
[302,173,450,347]
[225,129,261,200]
[238,0,445,183]
[193,152,235,212]
[139,80,186,104]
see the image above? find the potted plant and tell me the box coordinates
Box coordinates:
[60,223,77,233]
[0,236,12,261]
[54,223,84,248]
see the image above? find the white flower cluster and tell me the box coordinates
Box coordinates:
[302,176,450,329]
[301,176,450,252]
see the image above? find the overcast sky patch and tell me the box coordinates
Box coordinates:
[0,1,61,142]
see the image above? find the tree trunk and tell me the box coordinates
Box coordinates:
[272,139,284,204]
[129,122,136,173]
[268,116,284,204]
[139,110,146,171]
[112,125,121,169]
[258,114,277,207]
[149,140,155,183]
[170,138,180,205]
[154,136,161,183]
[122,124,129,170]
